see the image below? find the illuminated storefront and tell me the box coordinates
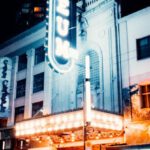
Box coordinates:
[0,0,149,150]
[15,110,124,149]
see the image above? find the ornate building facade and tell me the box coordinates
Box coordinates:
[0,0,149,149]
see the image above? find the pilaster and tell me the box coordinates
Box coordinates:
[7,56,18,126]
[24,49,35,119]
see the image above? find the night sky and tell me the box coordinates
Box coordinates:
[120,0,150,17]
[0,1,17,44]
[0,0,149,44]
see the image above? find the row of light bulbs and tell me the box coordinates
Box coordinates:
[15,111,123,136]
[92,111,123,123]
[16,121,82,137]
[16,112,83,131]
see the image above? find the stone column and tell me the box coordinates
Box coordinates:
[43,60,52,115]
[24,49,35,119]
[7,56,18,126]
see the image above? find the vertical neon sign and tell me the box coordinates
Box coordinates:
[45,0,77,73]
[0,57,12,117]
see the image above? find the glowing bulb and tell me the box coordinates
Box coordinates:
[35,120,40,126]
[56,16,69,37]
[60,138,64,143]
[57,0,70,16]
[76,113,82,120]
[69,114,74,121]
[20,130,25,135]
[55,117,61,123]
[26,139,30,142]
[24,122,28,129]
[16,131,20,136]
[49,118,54,124]
[55,37,70,59]
[41,119,46,126]
[62,116,67,122]
[15,124,20,131]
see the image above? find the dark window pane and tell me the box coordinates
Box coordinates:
[33,72,44,93]
[34,46,45,65]
[18,54,27,71]
[32,101,43,117]
[137,35,150,60]
[139,38,148,47]
[16,79,26,98]
[15,106,24,122]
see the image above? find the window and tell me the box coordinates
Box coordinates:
[76,50,103,109]
[15,106,24,122]
[137,35,150,60]
[32,101,43,117]
[33,72,44,93]
[16,79,26,98]
[140,84,150,108]
[18,54,27,71]
[34,46,45,65]
[33,0,46,20]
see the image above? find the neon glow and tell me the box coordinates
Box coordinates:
[15,110,123,137]
[45,0,77,73]
[55,37,70,59]
[56,0,70,16]
[85,55,92,123]
[56,16,70,37]
[55,0,70,61]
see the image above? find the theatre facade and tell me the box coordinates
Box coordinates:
[0,0,150,149]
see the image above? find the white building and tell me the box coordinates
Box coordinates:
[0,0,149,149]
[119,6,150,145]
[120,6,150,89]
[0,0,121,125]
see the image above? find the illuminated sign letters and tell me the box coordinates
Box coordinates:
[0,57,12,117]
[45,0,77,73]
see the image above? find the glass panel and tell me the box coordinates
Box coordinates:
[141,95,147,108]
[140,46,150,59]
[15,106,24,122]
[33,72,44,93]
[18,54,27,71]
[139,37,148,47]
[16,79,26,98]
[148,94,150,108]
[141,85,146,93]
[32,101,43,117]
[137,36,150,60]
[34,46,45,65]
[147,84,150,93]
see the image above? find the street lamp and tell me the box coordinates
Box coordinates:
[83,55,92,150]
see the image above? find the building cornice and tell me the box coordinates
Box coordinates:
[118,7,150,23]
[0,21,46,56]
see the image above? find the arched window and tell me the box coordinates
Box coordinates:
[76,50,103,109]
[88,50,100,109]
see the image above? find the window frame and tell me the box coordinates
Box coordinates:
[18,54,27,71]
[16,79,26,98]
[139,84,150,108]
[15,106,24,122]
[136,35,150,60]
[34,45,45,65]
[32,101,43,117]
[33,72,44,93]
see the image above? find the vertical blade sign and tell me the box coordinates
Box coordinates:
[0,57,12,118]
[45,0,76,73]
